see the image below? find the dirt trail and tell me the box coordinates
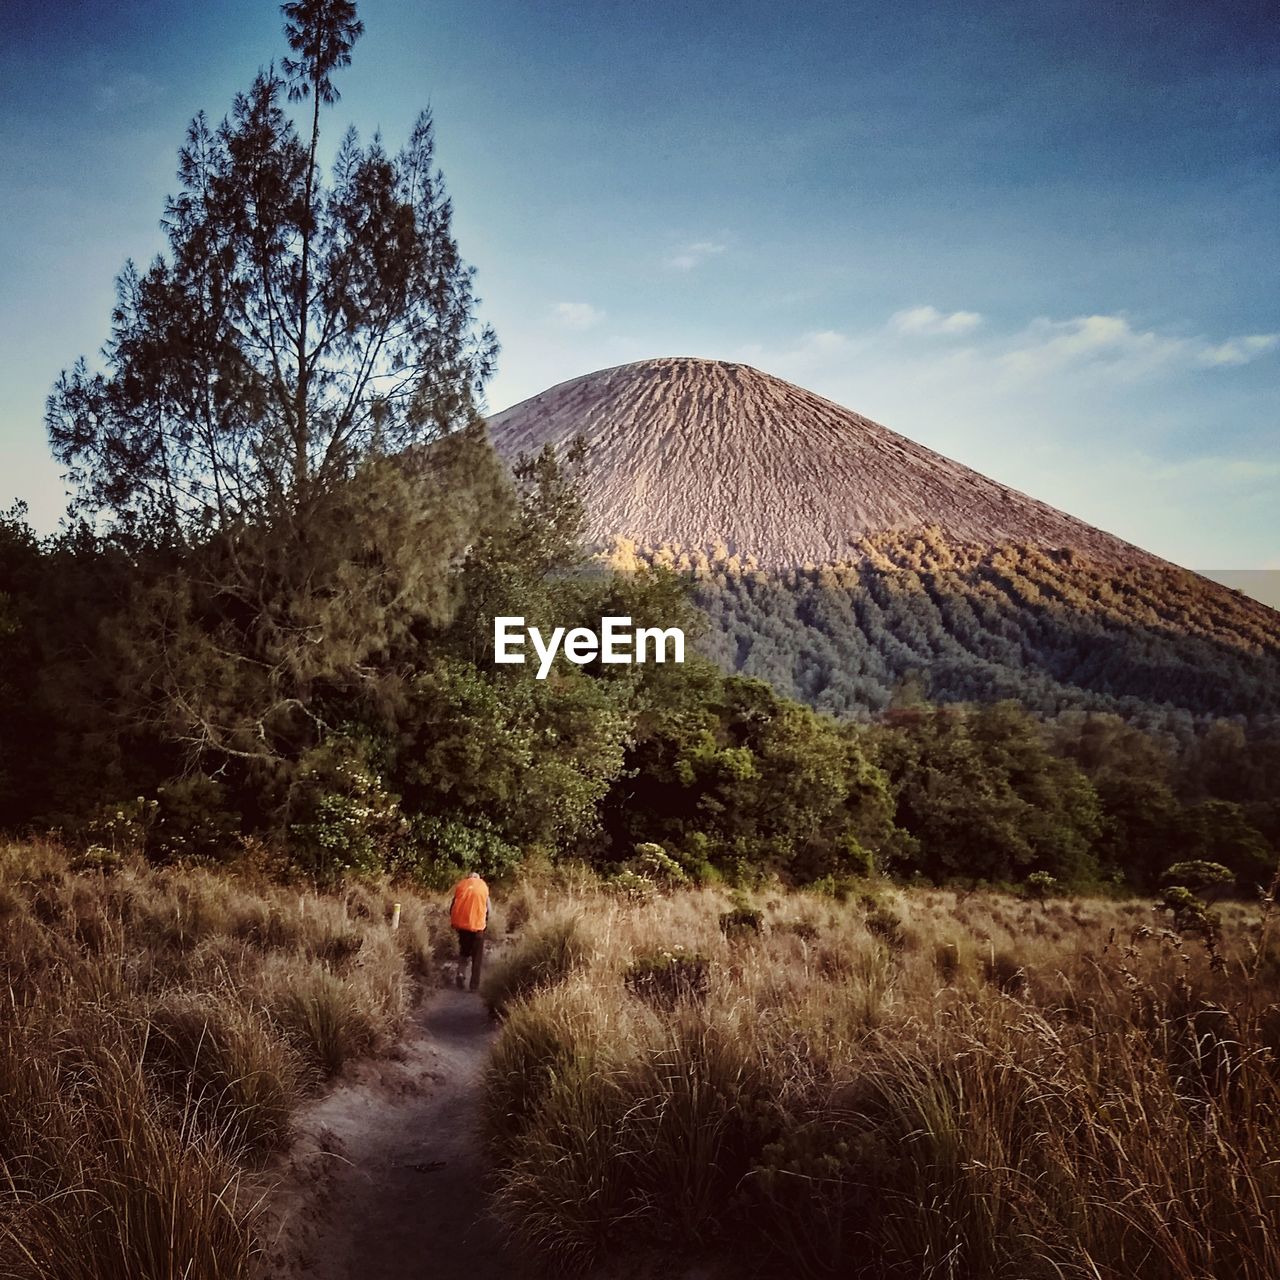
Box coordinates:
[257,988,526,1279]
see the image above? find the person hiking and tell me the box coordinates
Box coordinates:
[450,871,490,991]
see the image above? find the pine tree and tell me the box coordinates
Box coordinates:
[47,0,496,542]
[41,1,508,786]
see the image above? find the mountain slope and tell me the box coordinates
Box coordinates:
[488,356,1155,567]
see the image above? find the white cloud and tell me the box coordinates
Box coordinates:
[1154,455,1280,486]
[996,314,1279,381]
[1196,334,1280,367]
[750,308,1279,394]
[94,71,163,112]
[550,301,605,330]
[889,305,983,337]
[666,240,727,272]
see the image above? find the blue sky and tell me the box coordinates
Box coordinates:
[2,0,1277,573]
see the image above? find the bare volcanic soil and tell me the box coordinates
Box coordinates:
[487,356,1154,569]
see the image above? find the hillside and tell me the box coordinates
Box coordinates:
[487,356,1155,567]
[489,358,1280,726]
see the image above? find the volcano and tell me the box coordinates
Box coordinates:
[486,357,1279,723]
[487,356,1151,567]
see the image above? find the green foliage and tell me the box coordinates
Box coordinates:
[402,815,521,885]
[1162,861,1234,892]
[624,946,711,1007]
[47,37,495,542]
[1055,712,1276,890]
[606,670,898,882]
[607,868,658,901]
[1182,800,1275,886]
[869,701,1104,886]
[150,777,242,861]
[96,440,509,784]
[719,900,764,938]
[397,654,632,853]
[85,796,160,857]
[1159,861,1235,950]
[623,843,689,887]
[288,737,409,883]
[748,1120,896,1276]
[25,0,514,840]
[807,873,862,903]
[1157,885,1221,942]
[683,535,1280,725]
[630,842,685,878]
[1025,870,1060,899]
[0,504,47,823]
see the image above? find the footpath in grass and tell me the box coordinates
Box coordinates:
[255,987,517,1279]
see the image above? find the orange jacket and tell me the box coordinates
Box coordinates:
[450,874,489,932]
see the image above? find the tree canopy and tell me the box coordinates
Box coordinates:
[47,0,494,544]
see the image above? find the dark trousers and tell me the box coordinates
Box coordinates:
[456,928,485,990]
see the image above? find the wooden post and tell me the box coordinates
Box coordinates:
[390,902,402,931]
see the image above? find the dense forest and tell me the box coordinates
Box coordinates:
[614,532,1280,729]
[3,481,1277,895]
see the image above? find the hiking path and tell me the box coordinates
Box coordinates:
[255,987,525,1279]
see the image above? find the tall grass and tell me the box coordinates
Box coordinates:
[483,884,1280,1278]
[0,840,450,1278]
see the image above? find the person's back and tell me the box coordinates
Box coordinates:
[450,872,489,990]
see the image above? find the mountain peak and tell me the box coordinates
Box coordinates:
[487,357,1150,568]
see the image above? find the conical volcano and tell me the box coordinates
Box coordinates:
[487,356,1150,566]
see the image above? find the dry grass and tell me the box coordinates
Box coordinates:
[0,840,452,1278]
[483,881,1280,1278]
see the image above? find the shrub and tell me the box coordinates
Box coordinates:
[492,1058,633,1269]
[626,843,690,887]
[288,738,409,883]
[775,916,820,942]
[268,966,382,1078]
[70,842,127,876]
[82,797,159,857]
[624,947,711,1007]
[748,1119,899,1276]
[147,995,306,1151]
[402,814,522,885]
[808,873,865,903]
[481,914,589,1015]
[861,894,905,949]
[719,905,763,938]
[719,891,764,939]
[671,833,720,885]
[1025,870,1059,900]
[150,775,242,862]
[1162,860,1234,896]
[981,947,1026,993]
[1158,884,1221,942]
[606,868,656,900]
